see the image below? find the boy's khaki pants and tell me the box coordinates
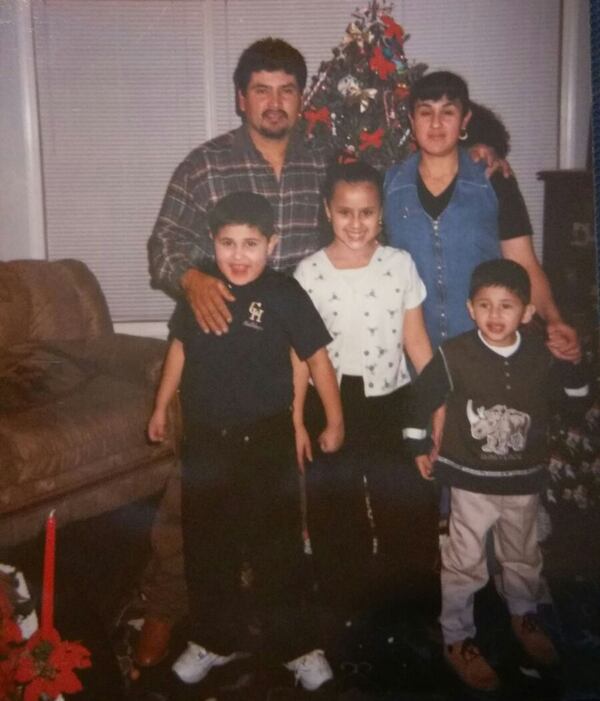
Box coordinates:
[440,487,544,645]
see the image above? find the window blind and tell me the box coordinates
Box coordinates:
[33,0,560,321]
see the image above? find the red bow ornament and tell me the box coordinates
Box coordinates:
[369,46,396,80]
[303,106,332,135]
[382,15,405,43]
[359,128,385,151]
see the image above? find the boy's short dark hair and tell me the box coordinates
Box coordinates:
[322,160,383,204]
[208,191,276,238]
[233,38,307,94]
[469,259,531,304]
[409,70,470,116]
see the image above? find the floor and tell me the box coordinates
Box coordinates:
[3,492,600,701]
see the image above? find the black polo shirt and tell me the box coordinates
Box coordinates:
[170,266,332,428]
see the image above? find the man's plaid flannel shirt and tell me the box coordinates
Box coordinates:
[149,125,331,294]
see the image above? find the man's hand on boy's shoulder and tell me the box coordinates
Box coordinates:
[181,268,235,335]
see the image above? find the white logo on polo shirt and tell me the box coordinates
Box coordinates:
[244,301,264,330]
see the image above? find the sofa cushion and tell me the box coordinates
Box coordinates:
[0,374,172,514]
[0,343,96,412]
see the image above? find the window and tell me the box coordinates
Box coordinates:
[33,0,560,322]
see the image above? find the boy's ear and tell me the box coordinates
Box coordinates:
[521,303,536,325]
[267,234,280,255]
[466,299,475,321]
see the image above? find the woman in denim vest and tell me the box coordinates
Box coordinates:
[384,71,578,360]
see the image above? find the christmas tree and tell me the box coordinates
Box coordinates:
[301,1,427,169]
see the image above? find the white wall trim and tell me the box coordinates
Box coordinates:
[559,0,592,168]
[17,0,46,259]
[114,321,168,339]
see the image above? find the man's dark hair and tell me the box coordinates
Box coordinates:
[409,70,470,116]
[466,101,511,159]
[233,38,307,94]
[469,259,531,304]
[208,191,276,239]
[322,160,384,204]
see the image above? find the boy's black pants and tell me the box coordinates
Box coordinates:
[181,410,318,663]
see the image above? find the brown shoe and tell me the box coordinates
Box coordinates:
[444,638,499,691]
[511,613,559,666]
[133,616,173,667]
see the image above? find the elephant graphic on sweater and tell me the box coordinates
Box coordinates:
[466,400,531,456]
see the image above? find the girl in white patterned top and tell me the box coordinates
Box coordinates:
[293,161,441,649]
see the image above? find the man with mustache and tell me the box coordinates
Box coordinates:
[149,37,328,335]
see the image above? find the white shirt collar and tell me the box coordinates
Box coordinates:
[478,329,521,357]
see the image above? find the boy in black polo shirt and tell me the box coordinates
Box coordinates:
[403,259,588,692]
[147,191,343,692]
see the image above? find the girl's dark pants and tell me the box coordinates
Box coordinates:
[305,376,438,622]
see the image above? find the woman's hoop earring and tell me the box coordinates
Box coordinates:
[459,128,469,141]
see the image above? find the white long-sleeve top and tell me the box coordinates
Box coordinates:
[294,245,426,397]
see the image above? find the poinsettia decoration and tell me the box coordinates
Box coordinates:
[0,571,91,701]
[301,0,427,169]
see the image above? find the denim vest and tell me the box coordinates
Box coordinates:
[384,148,500,350]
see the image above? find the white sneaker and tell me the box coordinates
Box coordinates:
[284,649,333,691]
[172,642,240,684]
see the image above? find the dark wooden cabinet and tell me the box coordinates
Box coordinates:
[538,169,598,360]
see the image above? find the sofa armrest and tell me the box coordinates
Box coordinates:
[83,333,167,386]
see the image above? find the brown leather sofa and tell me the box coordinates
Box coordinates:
[0,259,177,548]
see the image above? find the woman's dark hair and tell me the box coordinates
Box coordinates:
[409,70,470,116]
[233,38,307,94]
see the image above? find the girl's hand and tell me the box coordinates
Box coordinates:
[147,408,168,442]
[294,425,313,474]
[415,455,434,481]
[318,423,344,454]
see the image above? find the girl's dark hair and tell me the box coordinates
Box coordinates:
[322,161,384,204]
[233,38,307,94]
[469,259,531,304]
[208,191,275,238]
[409,70,470,116]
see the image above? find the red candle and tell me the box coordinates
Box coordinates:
[41,509,56,635]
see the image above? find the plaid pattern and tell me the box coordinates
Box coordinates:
[149,126,331,294]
